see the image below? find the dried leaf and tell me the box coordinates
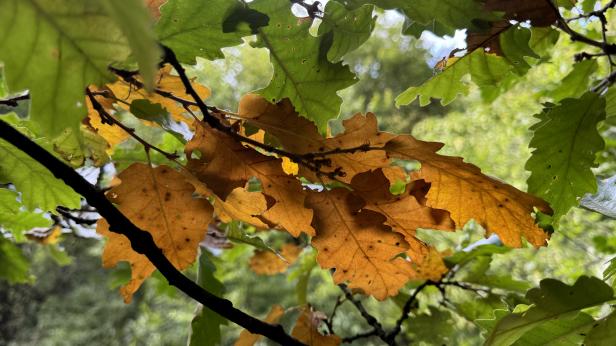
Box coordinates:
[291,306,341,346]
[307,189,414,300]
[249,244,303,275]
[97,163,213,302]
[238,94,393,183]
[351,169,453,280]
[235,305,285,346]
[145,0,166,20]
[185,122,315,237]
[85,94,130,152]
[385,135,552,247]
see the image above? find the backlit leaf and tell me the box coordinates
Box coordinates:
[97,163,213,302]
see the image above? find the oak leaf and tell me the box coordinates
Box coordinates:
[291,306,341,346]
[351,169,453,280]
[238,94,394,183]
[306,189,414,300]
[214,188,269,229]
[384,135,552,247]
[249,244,303,275]
[234,305,285,346]
[97,163,213,302]
[185,122,315,237]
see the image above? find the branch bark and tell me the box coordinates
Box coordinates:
[0,119,306,346]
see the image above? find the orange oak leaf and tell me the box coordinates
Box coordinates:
[235,305,285,346]
[145,0,166,20]
[185,122,315,237]
[306,189,414,300]
[249,243,303,275]
[238,94,394,183]
[291,307,341,346]
[351,169,453,280]
[107,65,210,124]
[96,163,213,302]
[384,135,552,247]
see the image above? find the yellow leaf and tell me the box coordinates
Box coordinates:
[385,135,552,247]
[249,244,302,275]
[96,163,213,302]
[235,305,285,346]
[214,187,269,229]
[185,122,315,237]
[292,306,341,346]
[85,88,129,152]
[307,189,414,300]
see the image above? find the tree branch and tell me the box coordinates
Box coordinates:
[385,280,432,343]
[339,284,393,345]
[0,119,306,346]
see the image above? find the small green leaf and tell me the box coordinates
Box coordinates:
[528,28,559,58]
[0,237,31,284]
[526,92,605,221]
[188,249,227,346]
[500,25,539,75]
[606,87,616,118]
[317,2,376,62]
[586,310,616,345]
[225,222,275,253]
[0,136,81,212]
[396,49,513,106]
[550,60,598,103]
[482,276,614,346]
[0,188,51,242]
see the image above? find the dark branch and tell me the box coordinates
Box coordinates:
[0,94,29,107]
[339,284,393,345]
[0,119,306,346]
[385,280,432,343]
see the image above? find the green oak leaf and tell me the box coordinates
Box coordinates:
[344,0,498,37]
[0,188,52,242]
[188,249,227,346]
[157,0,258,63]
[0,237,31,284]
[0,0,131,137]
[606,87,616,118]
[102,0,161,90]
[529,28,560,58]
[251,0,357,132]
[586,310,616,345]
[482,276,614,346]
[396,49,513,106]
[317,2,376,62]
[526,92,605,221]
[0,137,81,212]
[510,312,595,346]
[459,256,530,292]
[52,126,110,167]
[500,25,539,75]
[550,60,598,103]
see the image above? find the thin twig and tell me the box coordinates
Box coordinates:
[86,88,180,161]
[339,284,393,345]
[385,280,432,343]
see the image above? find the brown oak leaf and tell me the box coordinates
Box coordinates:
[384,135,552,247]
[97,163,213,302]
[249,243,303,275]
[185,122,315,237]
[291,306,341,346]
[238,94,394,183]
[351,169,453,280]
[307,189,414,300]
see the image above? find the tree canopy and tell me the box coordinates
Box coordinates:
[2,0,616,345]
